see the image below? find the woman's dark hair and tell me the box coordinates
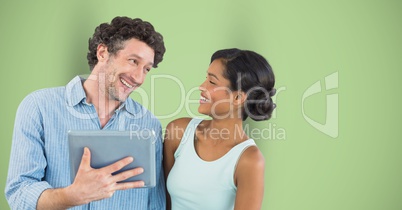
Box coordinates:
[211,48,276,121]
[87,16,166,70]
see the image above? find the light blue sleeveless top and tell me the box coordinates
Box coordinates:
[166,118,256,210]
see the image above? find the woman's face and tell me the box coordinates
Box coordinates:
[198,59,240,119]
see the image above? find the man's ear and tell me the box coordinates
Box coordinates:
[233,91,246,106]
[96,44,108,62]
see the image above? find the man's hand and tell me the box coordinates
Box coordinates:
[65,147,145,205]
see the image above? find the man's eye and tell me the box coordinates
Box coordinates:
[209,81,216,85]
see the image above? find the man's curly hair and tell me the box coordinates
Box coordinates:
[87,16,166,70]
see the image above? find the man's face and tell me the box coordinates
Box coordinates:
[98,38,155,102]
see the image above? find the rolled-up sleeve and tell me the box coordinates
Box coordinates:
[5,94,52,210]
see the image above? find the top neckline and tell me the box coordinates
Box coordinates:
[191,119,254,163]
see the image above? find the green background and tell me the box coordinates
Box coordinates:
[1,0,401,209]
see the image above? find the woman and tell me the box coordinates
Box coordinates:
[164,48,276,210]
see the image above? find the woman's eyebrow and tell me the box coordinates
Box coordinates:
[207,72,220,80]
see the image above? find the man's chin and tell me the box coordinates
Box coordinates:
[110,93,129,103]
[116,96,129,103]
[109,87,134,102]
[115,98,126,103]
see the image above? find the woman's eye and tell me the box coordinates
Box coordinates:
[209,81,216,85]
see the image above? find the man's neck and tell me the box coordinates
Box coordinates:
[82,75,121,128]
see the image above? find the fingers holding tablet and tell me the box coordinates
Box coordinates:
[79,147,145,185]
[66,148,145,204]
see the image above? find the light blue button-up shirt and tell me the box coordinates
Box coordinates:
[5,76,166,210]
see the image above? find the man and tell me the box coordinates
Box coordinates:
[5,16,166,209]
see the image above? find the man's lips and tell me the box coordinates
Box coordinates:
[120,78,134,89]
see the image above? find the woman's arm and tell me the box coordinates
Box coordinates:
[234,146,265,210]
[163,118,192,210]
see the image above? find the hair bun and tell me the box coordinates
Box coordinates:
[244,87,276,121]
[269,88,276,97]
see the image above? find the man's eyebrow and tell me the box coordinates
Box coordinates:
[129,54,154,66]
[207,72,220,80]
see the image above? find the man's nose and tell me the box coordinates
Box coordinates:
[130,67,145,83]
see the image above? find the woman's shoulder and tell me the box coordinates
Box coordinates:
[237,145,265,173]
[165,117,194,135]
[164,117,194,147]
[233,144,265,188]
[166,117,193,128]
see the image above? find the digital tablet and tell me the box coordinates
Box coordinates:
[68,130,156,187]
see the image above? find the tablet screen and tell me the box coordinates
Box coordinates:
[68,130,156,187]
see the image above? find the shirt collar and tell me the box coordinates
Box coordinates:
[66,76,87,107]
[117,97,137,116]
[65,75,137,116]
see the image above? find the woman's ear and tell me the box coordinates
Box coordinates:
[233,91,246,106]
[96,44,109,62]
